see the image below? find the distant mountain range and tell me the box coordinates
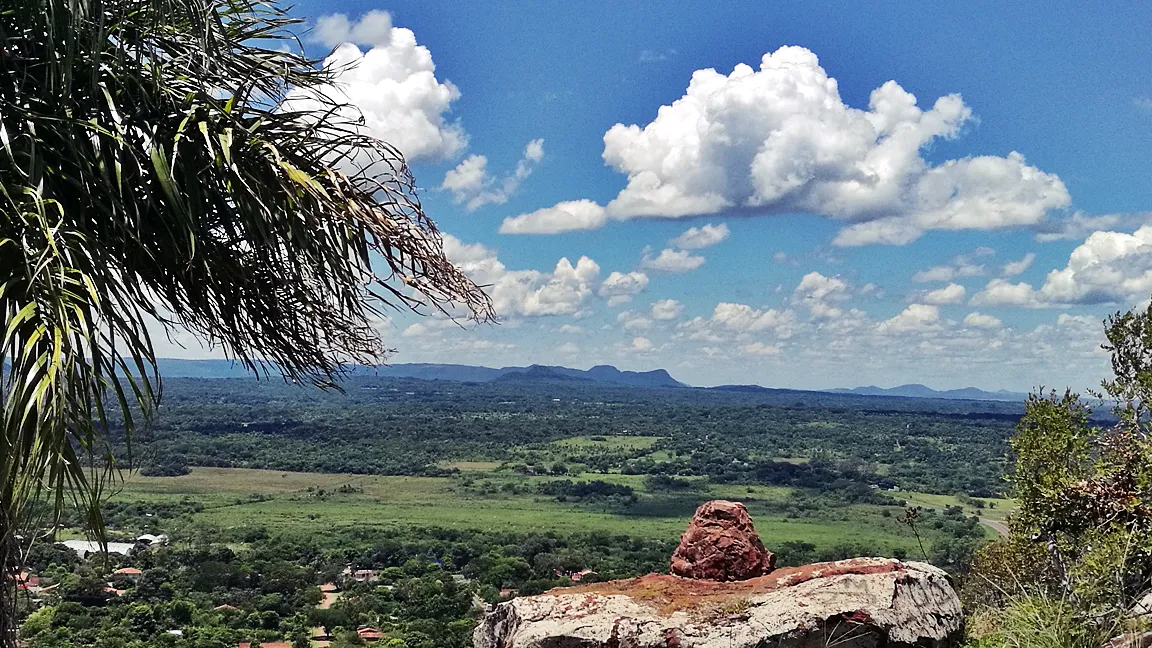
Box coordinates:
[825,384,1029,402]
[155,359,685,389]
[155,359,1024,401]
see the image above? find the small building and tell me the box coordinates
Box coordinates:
[357,627,384,642]
[136,533,169,546]
[348,569,378,582]
[570,569,596,582]
[214,604,239,612]
[113,567,142,578]
[319,582,339,593]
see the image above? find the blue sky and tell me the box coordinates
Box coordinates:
[165,2,1152,391]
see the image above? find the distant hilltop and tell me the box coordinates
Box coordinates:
[154,359,686,389]
[825,384,1028,402]
[154,359,1026,401]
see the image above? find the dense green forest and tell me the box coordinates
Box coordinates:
[137,377,1034,497]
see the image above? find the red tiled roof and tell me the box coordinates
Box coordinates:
[113,567,142,575]
[357,627,384,640]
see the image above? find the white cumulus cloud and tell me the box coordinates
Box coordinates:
[669,223,730,249]
[442,234,600,317]
[503,46,1069,245]
[630,337,654,352]
[972,226,1152,308]
[641,248,705,273]
[288,14,465,162]
[711,302,796,336]
[922,283,967,305]
[499,199,607,234]
[442,139,545,211]
[599,271,650,306]
[1001,252,1036,277]
[877,304,941,333]
[963,312,1003,329]
[650,299,684,320]
[617,310,653,330]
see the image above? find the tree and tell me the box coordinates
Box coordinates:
[966,300,1152,627]
[0,0,492,640]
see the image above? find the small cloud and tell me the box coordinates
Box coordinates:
[640,248,705,273]
[877,304,941,334]
[443,139,545,211]
[1001,252,1036,277]
[922,283,966,305]
[650,299,684,321]
[639,48,677,63]
[599,271,649,306]
[740,342,781,357]
[1134,96,1152,112]
[630,337,654,352]
[501,199,607,234]
[963,312,1003,329]
[772,251,799,266]
[670,223,730,250]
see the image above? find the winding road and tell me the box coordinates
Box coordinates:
[979,517,1009,538]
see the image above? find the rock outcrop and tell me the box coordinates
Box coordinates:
[669,500,774,581]
[473,557,963,648]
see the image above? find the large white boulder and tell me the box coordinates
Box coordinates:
[474,557,963,648]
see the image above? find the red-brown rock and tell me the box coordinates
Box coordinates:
[669,500,775,581]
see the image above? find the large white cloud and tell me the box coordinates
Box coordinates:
[442,139,545,211]
[442,234,599,317]
[502,46,1069,245]
[972,226,1152,307]
[289,13,465,162]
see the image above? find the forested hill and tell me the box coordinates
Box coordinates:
[155,358,685,388]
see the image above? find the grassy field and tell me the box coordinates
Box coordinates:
[548,435,663,450]
[113,467,938,556]
[892,490,1015,521]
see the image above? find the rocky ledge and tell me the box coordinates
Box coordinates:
[474,501,963,648]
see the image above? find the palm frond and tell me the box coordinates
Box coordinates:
[0,0,492,636]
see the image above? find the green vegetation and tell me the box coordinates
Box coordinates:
[962,303,1152,646]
